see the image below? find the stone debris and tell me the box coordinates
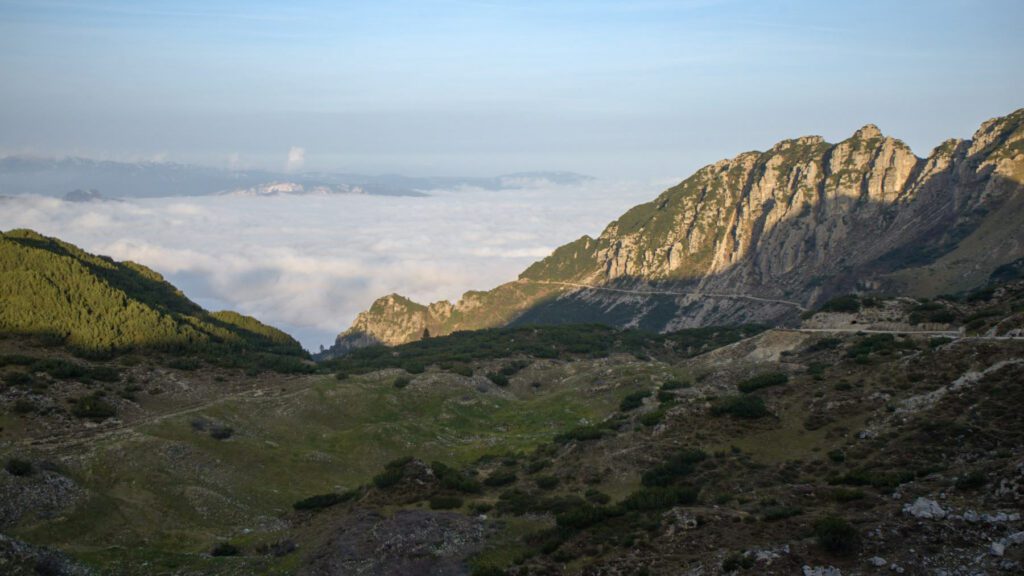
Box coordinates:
[903,497,947,519]
[802,566,842,576]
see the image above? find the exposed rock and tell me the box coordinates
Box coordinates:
[903,497,947,519]
[299,508,487,576]
[802,566,842,576]
[0,533,92,576]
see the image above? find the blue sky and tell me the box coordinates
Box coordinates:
[1,0,1022,177]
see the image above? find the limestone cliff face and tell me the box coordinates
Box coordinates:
[323,109,1024,357]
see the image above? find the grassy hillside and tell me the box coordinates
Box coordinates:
[0,229,304,357]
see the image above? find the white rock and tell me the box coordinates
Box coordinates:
[869,556,887,567]
[802,567,842,576]
[1006,531,1024,545]
[991,541,1006,557]
[903,497,947,519]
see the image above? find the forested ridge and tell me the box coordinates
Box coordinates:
[0,228,304,356]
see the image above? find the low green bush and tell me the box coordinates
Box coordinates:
[619,390,651,412]
[814,516,859,555]
[761,505,802,522]
[737,372,788,393]
[292,491,357,511]
[210,542,239,557]
[535,476,559,490]
[554,425,605,443]
[641,449,706,487]
[429,495,464,510]
[71,393,116,419]
[483,469,516,487]
[4,458,33,476]
[486,372,509,387]
[623,485,699,510]
[711,395,769,419]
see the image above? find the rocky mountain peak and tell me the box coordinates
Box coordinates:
[853,123,883,140]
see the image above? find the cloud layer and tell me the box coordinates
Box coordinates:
[0,181,663,350]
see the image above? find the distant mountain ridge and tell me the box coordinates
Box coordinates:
[322,108,1024,357]
[0,156,591,199]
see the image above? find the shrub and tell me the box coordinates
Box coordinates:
[483,469,516,487]
[0,354,36,367]
[431,461,482,493]
[722,552,754,572]
[660,379,688,391]
[711,395,769,419]
[71,394,116,419]
[4,371,33,387]
[831,488,865,502]
[641,449,706,487]
[814,516,859,555]
[761,505,802,522]
[955,470,986,491]
[737,372,788,393]
[210,542,239,557]
[829,468,913,490]
[471,566,507,576]
[449,363,473,377]
[5,458,33,476]
[403,362,425,374]
[429,495,463,510]
[526,459,550,474]
[640,410,664,427]
[555,504,614,530]
[393,376,412,389]
[373,457,413,488]
[209,425,234,440]
[88,366,121,382]
[535,476,559,490]
[293,491,357,511]
[619,390,651,412]
[806,337,842,352]
[167,358,200,371]
[554,425,605,444]
[818,295,861,313]
[623,486,699,511]
[36,359,88,380]
[827,449,845,463]
[256,539,296,557]
[486,372,509,387]
[584,488,611,505]
[12,399,36,414]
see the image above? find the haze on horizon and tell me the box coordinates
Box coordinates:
[1,0,1022,180]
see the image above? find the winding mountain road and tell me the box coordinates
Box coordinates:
[525,279,808,311]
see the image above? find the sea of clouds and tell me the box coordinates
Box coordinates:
[0,180,669,350]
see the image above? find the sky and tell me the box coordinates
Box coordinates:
[1,0,1022,178]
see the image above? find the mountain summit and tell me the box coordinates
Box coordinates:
[322,109,1024,357]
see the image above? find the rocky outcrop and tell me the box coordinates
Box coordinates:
[325,109,1024,356]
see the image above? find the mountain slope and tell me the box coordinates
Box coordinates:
[324,109,1024,356]
[0,229,304,355]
